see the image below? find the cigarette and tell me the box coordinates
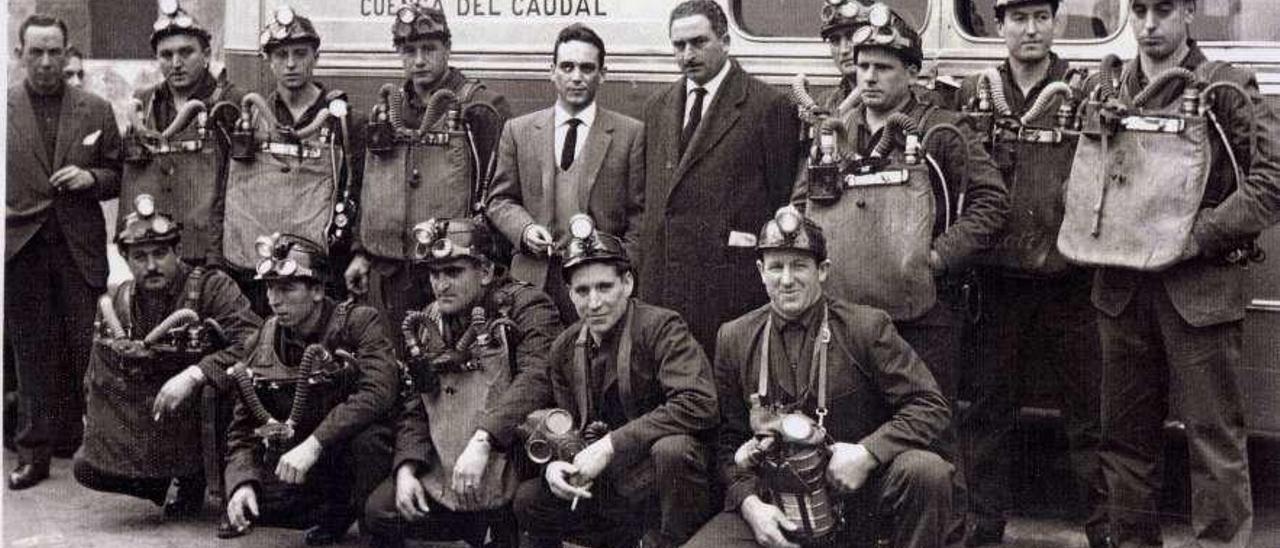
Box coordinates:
[570,495,580,511]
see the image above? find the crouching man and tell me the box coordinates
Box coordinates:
[76,194,260,515]
[686,207,953,548]
[222,233,398,545]
[363,217,563,547]
[465,215,719,548]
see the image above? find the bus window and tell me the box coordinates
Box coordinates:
[1192,0,1280,42]
[955,0,1120,40]
[730,0,929,39]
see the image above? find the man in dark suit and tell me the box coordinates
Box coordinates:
[487,23,645,321]
[477,217,719,548]
[5,14,123,490]
[638,0,800,355]
[1078,1,1280,546]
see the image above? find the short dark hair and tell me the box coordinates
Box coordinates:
[553,23,606,70]
[152,27,213,53]
[65,45,82,59]
[565,258,633,284]
[669,0,728,38]
[18,14,69,48]
[995,0,1060,21]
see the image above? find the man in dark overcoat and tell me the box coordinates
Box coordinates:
[637,0,800,355]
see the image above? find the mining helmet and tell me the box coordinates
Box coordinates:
[259,5,321,53]
[821,1,923,70]
[150,0,212,51]
[253,233,326,281]
[392,2,451,46]
[559,214,631,275]
[757,206,828,262]
[994,0,1061,19]
[411,217,495,265]
[116,194,182,248]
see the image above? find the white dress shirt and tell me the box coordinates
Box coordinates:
[684,59,731,127]
[554,101,597,168]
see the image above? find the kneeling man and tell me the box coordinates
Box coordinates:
[686,207,953,548]
[473,215,719,548]
[363,217,562,547]
[76,195,260,515]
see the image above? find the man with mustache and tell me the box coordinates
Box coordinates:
[954,1,1107,546]
[222,233,398,545]
[363,217,562,548]
[487,23,645,322]
[478,215,719,548]
[1077,1,1280,546]
[791,3,1008,543]
[74,195,260,518]
[685,206,952,548]
[637,0,800,357]
[124,0,244,268]
[6,13,123,489]
[347,2,510,347]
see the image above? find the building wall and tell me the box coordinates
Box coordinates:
[9,0,228,130]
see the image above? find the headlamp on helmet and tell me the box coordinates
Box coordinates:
[412,218,489,263]
[560,214,630,274]
[253,232,320,281]
[259,5,320,52]
[392,2,451,45]
[116,194,182,247]
[150,0,210,50]
[820,1,920,67]
[757,206,827,262]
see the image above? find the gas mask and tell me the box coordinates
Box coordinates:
[737,395,841,545]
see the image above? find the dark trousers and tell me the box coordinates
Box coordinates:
[4,227,97,465]
[896,299,967,544]
[72,457,203,505]
[363,259,433,352]
[685,449,954,548]
[514,434,715,548]
[1097,281,1252,548]
[965,272,1106,533]
[364,475,519,548]
[541,254,578,324]
[236,424,394,532]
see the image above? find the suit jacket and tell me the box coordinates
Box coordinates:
[713,297,950,510]
[7,83,123,287]
[638,61,800,354]
[487,106,645,287]
[479,299,718,470]
[1089,44,1280,327]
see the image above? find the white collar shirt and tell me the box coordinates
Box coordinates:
[684,59,731,126]
[554,101,597,167]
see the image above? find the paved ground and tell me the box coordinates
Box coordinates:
[4,441,1278,548]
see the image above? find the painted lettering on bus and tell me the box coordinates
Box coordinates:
[360,0,607,18]
[361,0,433,17]
[510,0,607,16]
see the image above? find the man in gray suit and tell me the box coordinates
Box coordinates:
[487,23,645,321]
[5,14,123,489]
[638,0,800,355]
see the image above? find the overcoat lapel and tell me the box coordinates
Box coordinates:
[9,88,52,174]
[667,62,746,204]
[53,88,87,169]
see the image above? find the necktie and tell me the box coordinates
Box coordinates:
[680,87,707,156]
[561,118,581,171]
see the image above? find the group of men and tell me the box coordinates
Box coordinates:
[5,1,1279,548]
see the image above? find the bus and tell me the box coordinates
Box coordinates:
[212,0,1278,437]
